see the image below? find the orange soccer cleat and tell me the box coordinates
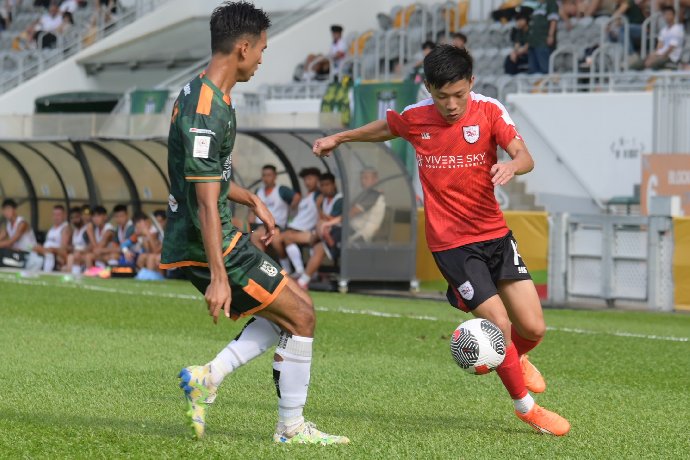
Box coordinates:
[520,354,546,393]
[516,404,571,436]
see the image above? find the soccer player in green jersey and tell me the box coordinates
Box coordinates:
[161,1,348,445]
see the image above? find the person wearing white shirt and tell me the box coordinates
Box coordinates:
[301,25,347,80]
[643,6,685,69]
[328,24,347,71]
[0,199,37,253]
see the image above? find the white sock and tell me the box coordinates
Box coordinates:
[279,258,292,272]
[209,317,280,387]
[42,253,55,272]
[285,244,305,274]
[298,273,310,285]
[273,333,313,428]
[514,393,535,414]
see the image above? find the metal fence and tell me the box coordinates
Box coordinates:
[549,213,675,311]
[653,77,690,154]
[0,0,170,93]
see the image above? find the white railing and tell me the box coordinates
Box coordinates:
[0,0,171,93]
[653,77,690,153]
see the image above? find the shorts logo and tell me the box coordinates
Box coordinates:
[459,281,474,301]
[259,260,278,277]
[463,125,480,144]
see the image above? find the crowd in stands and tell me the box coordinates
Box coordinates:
[0,198,166,280]
[296,0,689,83]
[2,0,118,51]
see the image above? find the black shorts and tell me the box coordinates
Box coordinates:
[432,231,531,312]
[182,234,288,320]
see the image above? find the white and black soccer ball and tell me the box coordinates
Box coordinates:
[450,318,506,374]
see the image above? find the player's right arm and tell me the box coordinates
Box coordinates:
[196,181,231,324]
[312,119,397,158]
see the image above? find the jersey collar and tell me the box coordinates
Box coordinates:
[200,73,232,106]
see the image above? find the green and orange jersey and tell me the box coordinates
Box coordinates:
[161,74,240,269]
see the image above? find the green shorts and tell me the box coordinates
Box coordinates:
[182,234,288,320]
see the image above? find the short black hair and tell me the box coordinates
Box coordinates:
[661,5,675,14]
[1,198,17,209]
[422,40,436,51]
[210,1,271,55]
[53,204,65,212]
[69,206,82,215]
[113,204,128,214]
[262,164,277,172]
[331,24,343,33]
[132,212,148,223]
[319,173,336,183]
[92,206,107,216]
[299,167,321,178]
[452,32,467,43]
[424,44,473,89]
[153,209,167,220]
[81,204,91,213]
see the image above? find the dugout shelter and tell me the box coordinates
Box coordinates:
[0,129,417,290]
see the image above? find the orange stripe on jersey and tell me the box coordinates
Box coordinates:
[159,232,241,269]
[196,84,214,115]
[223,94,231,105]
[185,176,223,181]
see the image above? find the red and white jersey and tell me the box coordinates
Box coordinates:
[386,92,522,252]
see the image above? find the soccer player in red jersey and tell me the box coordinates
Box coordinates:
[312,44,570,436]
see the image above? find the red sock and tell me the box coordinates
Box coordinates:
[496,343,528,399]
[510,325,541,356]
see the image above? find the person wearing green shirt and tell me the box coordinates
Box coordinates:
[527,0,559,74]
[164,1,348,446]
[505,11,530,74]
[610,0,646,54]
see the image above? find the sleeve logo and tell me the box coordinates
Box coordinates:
[193,136,211,158]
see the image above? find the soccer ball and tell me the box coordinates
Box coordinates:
[450,318,506,374]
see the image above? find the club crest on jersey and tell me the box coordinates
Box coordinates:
[259,260,278,277]
[459,281,474,300]
[463,125,480,144]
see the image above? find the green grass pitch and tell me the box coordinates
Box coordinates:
[1,272,689,459]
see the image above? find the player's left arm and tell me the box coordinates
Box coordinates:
[227,181,276,246]
[490,138,534,186]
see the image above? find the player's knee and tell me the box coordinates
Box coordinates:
[523,321,546,341]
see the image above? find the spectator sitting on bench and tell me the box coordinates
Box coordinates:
[120,212,162,272]
[83,205,116,272]
[249,164,300,250]
[0,199,37,265]
[33,204,71,272]
[63,205,88,275]
[272,167,321,274]
[285,173,343,279]
[298,168,387,290]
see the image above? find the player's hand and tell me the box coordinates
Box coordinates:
[251,198,276,247]
[205,277,231,324]
[490,162,518,186]
[313,135,339,158]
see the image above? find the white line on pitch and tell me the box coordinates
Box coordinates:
[1,275,687,343]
